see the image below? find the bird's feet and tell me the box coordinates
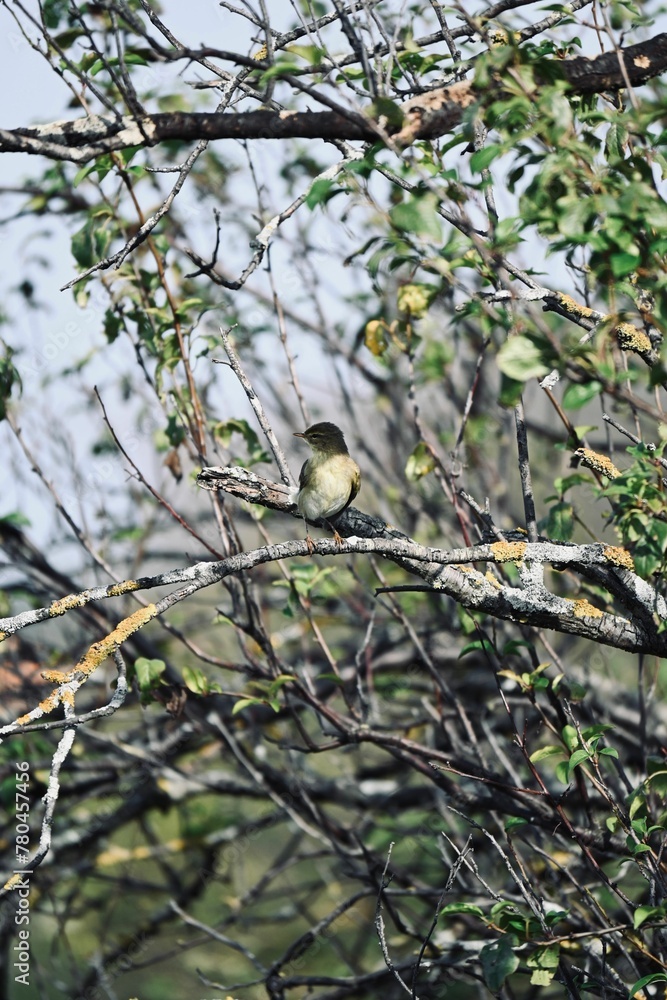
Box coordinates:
[305,532,315,554]
[325,519,344,547]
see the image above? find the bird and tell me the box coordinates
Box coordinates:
[292,422,361,549]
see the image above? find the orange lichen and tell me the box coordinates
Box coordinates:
[50,594,86,616]
[16,689,61,725]
[603,545,634,571]
[614,323,653,357]
[555,294,599,320]
[61,688,76,709]
[572,599,603,619]
[106,580,140,596]
[490,541,527,563]
[77,605,157,678]
[42,669,68,683]
[575,448,621,479]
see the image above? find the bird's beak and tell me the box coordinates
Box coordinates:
[293,431,306,439]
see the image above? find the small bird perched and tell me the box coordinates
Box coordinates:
[293,422,361,548]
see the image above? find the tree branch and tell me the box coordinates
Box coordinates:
[3,33,666,162]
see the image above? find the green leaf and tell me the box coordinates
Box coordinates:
[610,250,640,277]
[470,144,503,173]
[459,638,495,658]
[542,500,574,542]
[562,725,578,751]
[501,639,533,656]
[134,657,166,691]
[103,310,122,344]
[630,973,667,997]
[498,373,524,407]
[633,905,663,929]
[73,162,99,187]
[213,418,270,465]
[390,193,442,240]
[497,336,551,382]
[561,381,602,410]
[553,472,593,493]
[555,760,570,784]
[259,59,303,80]
[0,511,31,529]
[440,903,485,918]
[405,442,435,481]
[267,674,297,698]
[605,122,628,162]
[567,747,592,776]
[527,943,560,986]
[43,0,69,27]
[0,346,22,421]
[232,697,264,715]
[529,969,554,986]
[71,220,96,268]
[530,745,566,764]
[505,816,528,831]
[480,936,519,991]
[165,412,186,448]
[368,97,405,129]
[306,178,336,210]
[182,666,221,696]
[646,757,667,795]
[70,213,112,267]
[582,724,615,739]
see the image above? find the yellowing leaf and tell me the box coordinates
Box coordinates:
[364,319,389,356]
[405,442,435,481]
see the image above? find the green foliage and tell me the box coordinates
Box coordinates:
[496,334,554,382]
[305,178,337,209]
[0,343,21,420]
[233,674,297,714]
[132,657,167,704]
[540,499,575,541]
[42,0,70,28]
[630,974,667,998]
[530,723,618,784]
[182,666,222,696]
[389,191,442,240]
[602,444,667,578]
[273,564,339,617]
[212,418,271,466]
[71,209,115,268]
[405,441,435,481]
[561,381,602,410]
[480,934,520,991]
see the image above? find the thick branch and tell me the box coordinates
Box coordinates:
[0,525,664,659]
[196,466,667,656]
[2,34,666,161]
[0,466,663,671]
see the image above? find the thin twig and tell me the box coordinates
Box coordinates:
[216,327,297,486]
[94,386,223,557]
[514,399,538,543]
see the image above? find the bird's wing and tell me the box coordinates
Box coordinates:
[298,459,309,490]
[340,464,361,514]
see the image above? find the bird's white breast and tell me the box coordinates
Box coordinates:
[297,457,352,520]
